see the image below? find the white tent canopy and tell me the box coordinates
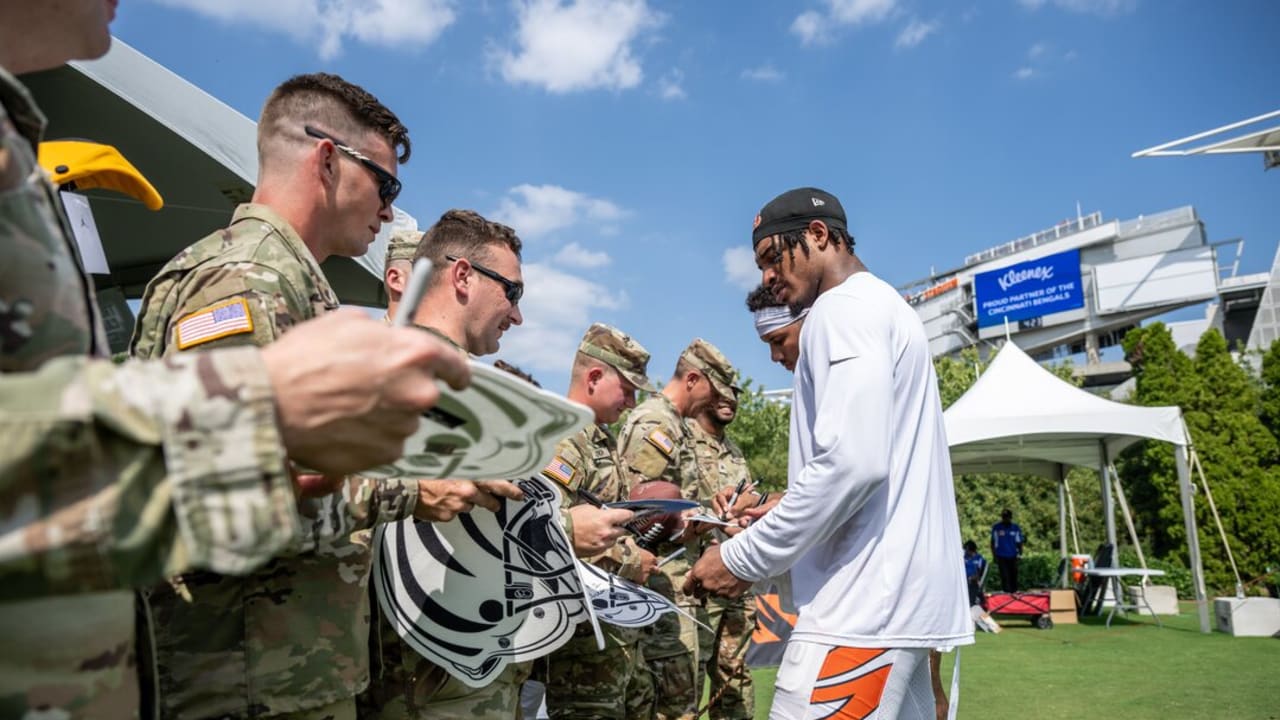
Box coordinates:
[946,342,1186,474]
[943,342,1210,632]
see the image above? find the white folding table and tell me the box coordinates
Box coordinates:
[1080,567,1167,628]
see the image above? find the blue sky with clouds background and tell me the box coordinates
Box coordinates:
[112,0,1279,393]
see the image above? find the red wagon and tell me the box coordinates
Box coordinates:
[985,591,1054,629]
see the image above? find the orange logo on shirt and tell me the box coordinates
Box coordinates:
[809,647,892,719]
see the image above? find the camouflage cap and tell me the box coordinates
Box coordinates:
[680,338,739,400]
[578,323,657,392]
[385,229,423,268]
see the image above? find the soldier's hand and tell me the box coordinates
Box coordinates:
[289,464,345,499]
[711,485,758,520]
[634,548,658,582]
[264,310,470,476]
[475,479,524,504]
[734,491,784,527]
[414,479,518,521]
[681,511,719,539]
[570,506,634,557]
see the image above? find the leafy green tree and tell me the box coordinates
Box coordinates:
[726,379,790,492]
[1120,325,1280,593]
[1258,339,1280,437]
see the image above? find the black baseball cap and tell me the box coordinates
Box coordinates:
[752,187,848,246]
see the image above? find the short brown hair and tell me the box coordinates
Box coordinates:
[494,359,540,387]
[414,209,523,286]
[259,72,411,164]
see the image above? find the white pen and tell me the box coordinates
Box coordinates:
[392,257,433,327]
[657,547,686,568]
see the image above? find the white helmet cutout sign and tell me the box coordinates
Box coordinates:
[362,361,594,480]
[373,477,595,687]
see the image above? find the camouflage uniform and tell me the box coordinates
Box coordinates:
[542,324,657,720]
[385,229,421,268]
[616,339,737,720]
[685,420,756,720]
[130,204,421,719]
[359,324,530,720]
[0,67,302,719]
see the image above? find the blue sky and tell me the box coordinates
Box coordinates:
[112,0,1280,394]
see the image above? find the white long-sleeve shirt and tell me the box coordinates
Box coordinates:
[720,271,973,649]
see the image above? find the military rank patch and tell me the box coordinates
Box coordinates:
[175,297,254,349]
[645,429,675,458]
[541,455,577,488]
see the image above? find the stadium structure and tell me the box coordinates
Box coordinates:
[898,205,1273,387]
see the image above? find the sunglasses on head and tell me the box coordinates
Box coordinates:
[304,125,401,208]
[446,254,524,305]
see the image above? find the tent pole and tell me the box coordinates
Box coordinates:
[1098,440,1117,566]
[1058,464,1069,588]
[1176,443,1211,633]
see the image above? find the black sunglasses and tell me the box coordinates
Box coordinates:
[304,125,401,208]
[446,254,523,305]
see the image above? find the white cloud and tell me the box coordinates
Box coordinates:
[498,262,627,375]
[494,0,664,93]
[149,0,455,59]
[792,0,898,45]
[895,18,939,49]
[552,242,611,268]
[827,0,896,25]
[1018,0,1138,15]
[492,184,626,239]
[1029,42,1048,59]
[741,64,784,82]
[723,247,760,291]
[790,10,826,45]
[1013,66,1036,80]
[657,69,686,101]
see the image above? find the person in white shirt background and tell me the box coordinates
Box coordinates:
[686,187,972,719]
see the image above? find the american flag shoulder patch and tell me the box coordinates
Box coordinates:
[175,297,255,350]
[541,455,578,488]
[645,429,675,458]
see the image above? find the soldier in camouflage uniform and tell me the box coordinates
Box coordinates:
[129,73,480,720]
[382,228,422,321]
[362,210,529,719]
[617,339,737,720]
[686,395,756,720]
[361,212,637,719]
[0,8,469,720]
[540,323,662,719]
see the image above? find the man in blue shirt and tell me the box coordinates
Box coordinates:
[990,509,1025,592]
[963,540,987,607]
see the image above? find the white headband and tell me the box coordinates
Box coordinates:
[754,306,807,338]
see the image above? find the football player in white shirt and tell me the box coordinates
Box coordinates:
[686,188,972,719]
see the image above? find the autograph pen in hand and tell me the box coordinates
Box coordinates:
[721,476,751,521]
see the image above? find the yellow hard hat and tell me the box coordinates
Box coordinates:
[38,140,164,211]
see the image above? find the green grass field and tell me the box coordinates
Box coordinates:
[744,604,1278,719]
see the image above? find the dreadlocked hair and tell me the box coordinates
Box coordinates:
[775,224,856,262]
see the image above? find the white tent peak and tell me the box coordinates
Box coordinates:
[943,341,1210,633]
[945,342,1186,475]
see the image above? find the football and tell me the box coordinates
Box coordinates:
[628,480,684,549]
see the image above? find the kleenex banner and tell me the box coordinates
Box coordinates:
[974,249,1083,328]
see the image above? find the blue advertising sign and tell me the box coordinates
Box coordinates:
[974,249,1083,328]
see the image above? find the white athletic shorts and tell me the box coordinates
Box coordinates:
[769,642,934,720]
